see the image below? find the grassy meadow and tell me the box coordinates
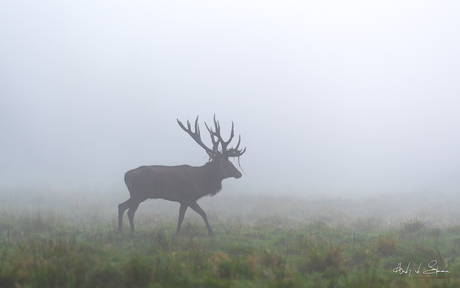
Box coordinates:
[0,188,460,287]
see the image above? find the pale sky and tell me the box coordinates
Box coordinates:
[1,1,459,196]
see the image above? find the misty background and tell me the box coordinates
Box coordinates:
[1,1,459,197]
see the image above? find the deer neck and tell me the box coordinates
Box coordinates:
[199,161,223,196]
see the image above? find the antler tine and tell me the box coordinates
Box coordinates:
[185,119,192,132]
[226,134,246,157]
[213,114,221,136]
[228,121,235,143]
[204,121,220,152]
[233,134,242,151]
[177,118,187,131]
[204,121,212,133]
[194,117,200,134]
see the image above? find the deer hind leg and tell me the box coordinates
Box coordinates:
[175,203,189,236]
[118,197,135,232]
[189,202,214,236]
[127,200,141,233]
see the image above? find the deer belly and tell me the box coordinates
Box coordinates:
[148,180,196,202]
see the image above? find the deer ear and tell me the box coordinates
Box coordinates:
[207,151,217,161]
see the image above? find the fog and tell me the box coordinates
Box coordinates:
[1,1,459,197]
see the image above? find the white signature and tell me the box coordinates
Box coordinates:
[393,260,450,277]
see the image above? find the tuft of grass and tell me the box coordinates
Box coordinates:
[122,252,153,287]
[453,237,460,249]
[401,218,426,234]
[208,251,232,278]
[302,244,345,274]
[376,235,397,257]
[151,229,173,250]
[348,248,378,268]
[260,248,286,270]
[414,245,446,269]
[429,227,442,237]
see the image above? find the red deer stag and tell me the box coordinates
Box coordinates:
[118,116,246,236]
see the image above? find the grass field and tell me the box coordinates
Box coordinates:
[0,188,459,287]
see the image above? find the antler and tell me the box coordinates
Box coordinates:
[178,115,246,159]
[204,115,246,158]
[177,116,217,158]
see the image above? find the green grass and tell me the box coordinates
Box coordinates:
[0,189,459,287]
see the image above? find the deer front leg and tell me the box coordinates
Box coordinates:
[189,202,214,236]
[176,203,188,236]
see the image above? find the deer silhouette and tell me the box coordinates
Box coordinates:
[118,115,245,236]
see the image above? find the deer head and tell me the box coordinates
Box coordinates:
[177,115,246,179]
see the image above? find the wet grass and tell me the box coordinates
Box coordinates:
[0,189,459,287]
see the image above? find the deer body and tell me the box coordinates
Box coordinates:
[118,116,245,236]
[124,162,241,202]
